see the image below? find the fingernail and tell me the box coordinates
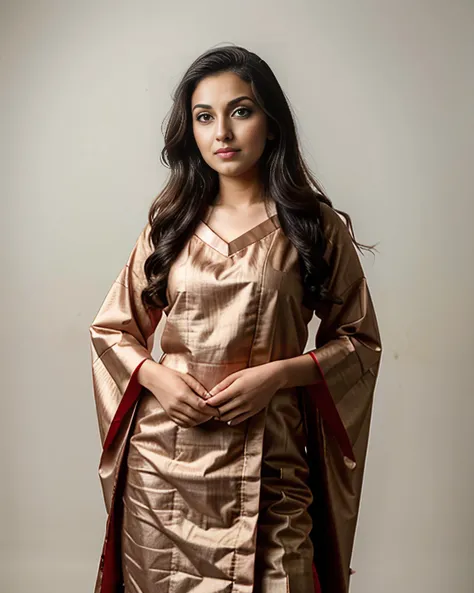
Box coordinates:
[343,456,357,470]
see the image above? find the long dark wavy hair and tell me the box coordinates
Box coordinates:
[142,44,371,312]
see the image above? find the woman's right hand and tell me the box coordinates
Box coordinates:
[137,360,219,428]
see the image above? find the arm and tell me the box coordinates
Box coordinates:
[89,223,163,450]
[275,203,382,465]
[272,352,323,389]
[302,203,382,589]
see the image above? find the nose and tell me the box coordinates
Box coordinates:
[216,117,233,142]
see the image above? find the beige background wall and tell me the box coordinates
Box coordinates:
[2,1,473,592]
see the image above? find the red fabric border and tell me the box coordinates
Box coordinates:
[312,560,322,593]
[101,510,120,593]
[99,354,339,592]
[307,351,356,463]
[102,358,148,451]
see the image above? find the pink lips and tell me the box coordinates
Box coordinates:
[216,149,239,159]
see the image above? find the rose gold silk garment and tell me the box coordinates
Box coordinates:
[120,214,315,593]
[89,202,382,593]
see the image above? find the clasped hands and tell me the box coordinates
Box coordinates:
[183,362,284,428]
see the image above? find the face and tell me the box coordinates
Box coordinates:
[191,71,273,179]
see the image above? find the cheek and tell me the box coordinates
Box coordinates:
[243,119,268,149]
[192,125,210,153]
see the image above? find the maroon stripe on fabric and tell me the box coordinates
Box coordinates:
[307,351,355,463]
[312,560,322,593]
[103,358,148,450]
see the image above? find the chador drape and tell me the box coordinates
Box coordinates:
[89,202,382,593]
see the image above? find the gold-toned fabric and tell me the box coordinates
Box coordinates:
[89,203,382,593]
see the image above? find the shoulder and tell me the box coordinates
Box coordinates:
[317,201,366,284]
[123,222,155,276]
[136,222,154,253]
[318,201,353,247]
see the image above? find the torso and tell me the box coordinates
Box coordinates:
[122,208,315,590]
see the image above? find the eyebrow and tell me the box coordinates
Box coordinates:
[192,95,255,112]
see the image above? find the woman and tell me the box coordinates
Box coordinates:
[89,45,382,593]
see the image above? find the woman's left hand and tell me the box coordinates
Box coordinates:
[204,362,285,426]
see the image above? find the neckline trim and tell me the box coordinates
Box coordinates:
[195,214,280,257]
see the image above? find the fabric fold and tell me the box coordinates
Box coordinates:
[89,223,162,448]
[302,202,382,593]
[89,202,382,593]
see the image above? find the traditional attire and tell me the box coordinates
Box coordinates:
[89,202,382,593]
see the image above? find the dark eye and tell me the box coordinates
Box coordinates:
[234,107,252,117]
[196,113,212,123]
[195,107,252,123]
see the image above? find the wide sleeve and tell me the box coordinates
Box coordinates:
[305,203,382,468]
[89,223,163,451]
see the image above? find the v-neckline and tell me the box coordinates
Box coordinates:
[194,214,281,257]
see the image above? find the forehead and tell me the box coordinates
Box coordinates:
[191,72,254,106]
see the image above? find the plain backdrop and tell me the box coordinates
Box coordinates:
[1,1,473,592]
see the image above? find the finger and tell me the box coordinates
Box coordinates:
[204,383,240,407]
[180,373,210,400]
[177,377,219,415]
[202,405,221,419]
[216,397,248,420]
[177,387,214,414]
[226,410,254,426]
[170,410,194,427]
[196,405,220,420]
[179,402,217,422]
[207,373,239,398]
[172,407,215,427]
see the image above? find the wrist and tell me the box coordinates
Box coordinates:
[269,353,323,390]
[268,359,289,390]
[137,358,160,390]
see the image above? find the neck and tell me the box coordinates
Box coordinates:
[215,168,264,210]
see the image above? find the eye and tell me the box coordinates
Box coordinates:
[195,106,253,124]
[233,107,252,118]
[196,112,212,123]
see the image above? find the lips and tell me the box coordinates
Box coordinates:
[215,148,239,154]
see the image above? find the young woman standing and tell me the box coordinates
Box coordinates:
[90,45,382,593]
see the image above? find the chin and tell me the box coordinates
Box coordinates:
[220,168,253,179]
[217,160,260,177]
[212,162,243,174]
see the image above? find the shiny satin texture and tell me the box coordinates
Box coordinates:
[89,202,382,593]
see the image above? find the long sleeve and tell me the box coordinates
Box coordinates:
[306,202,382,466]
[89,223,163,451]
[302,202,382,593]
